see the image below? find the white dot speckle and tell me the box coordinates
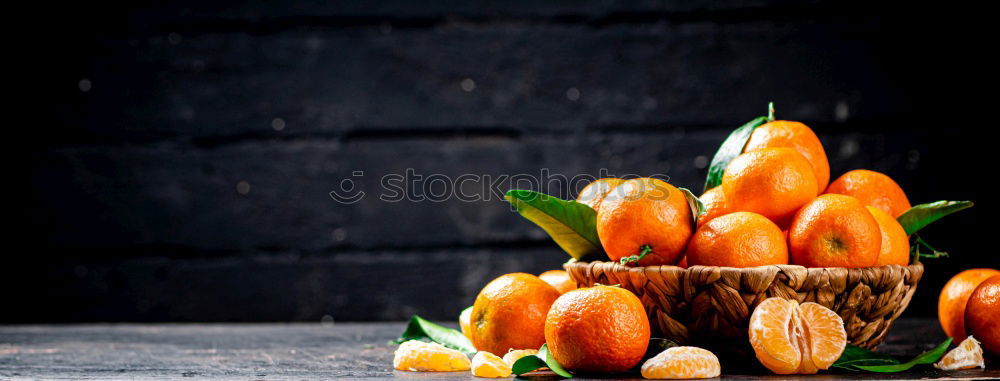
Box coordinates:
[693,155,709,169]
[333,228,348,242]
[236,181,251,195]
[271,118,286,131]
[835,101,850,122]
[167,32,182,45]
[321,315,335,325]
[840,139,859,158]
[566,87,580,101]
[78,78,92,92]
[460,78,476,92]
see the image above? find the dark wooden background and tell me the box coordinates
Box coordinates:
[10,1,993,323]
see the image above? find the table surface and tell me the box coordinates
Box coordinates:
[1,319,997,380]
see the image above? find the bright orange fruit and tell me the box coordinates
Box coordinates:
[641,346,721,379]
[577,177,625,211]
[965,274,1000,356]
[749,298,846,374]
[744,120,830,194]
[825,169,911,218]
[538,270,577,294]
[597,177,692,266]
[788,194,881,268]
[545,285,650,373]
[471,273,561,355]
[471,351,512,378]
[686,211,788,268]
[938,268,1000,341]
[866,206,910,266]
[722,148,818,226]
[697,186,728,228]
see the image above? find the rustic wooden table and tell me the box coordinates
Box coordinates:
[1,319,996,380]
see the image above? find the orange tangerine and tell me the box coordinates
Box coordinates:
[748,297,846,374]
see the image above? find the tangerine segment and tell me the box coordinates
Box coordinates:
[799,302,847,370]
[502,349,539,366]
[393,340,472,372]
[935,336,985,370]
[640,346,721,379]
[749,298,846,375]
[748,298,801,374]
[471,351,512,378]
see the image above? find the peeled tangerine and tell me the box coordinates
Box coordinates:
[749,298,847,374]
[502,349,539,366]
[641,346,721,379]
[471,351,512,378]
[935,336,985,370]
[393,340,471,372]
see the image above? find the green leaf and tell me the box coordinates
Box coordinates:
[539,344,573,378]
[393,315,476,354]
[853,339,951,373]
[511,353,548,376]
[505,189,606,261]
[832,345,900,370]
[678,187,706,227]
[511,344,573,378]
[703,116,768,193]
[897,201,973,236]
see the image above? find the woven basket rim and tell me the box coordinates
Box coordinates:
[566,260,923,272]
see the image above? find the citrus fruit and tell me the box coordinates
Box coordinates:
[788,194,881,268]
[697,186,728,228]
[825,169,911,218]
[866,206,910,266]
[965,274,1000,356]
[597,177,692,266]
[539,269,577,294]
[459,307,474,342]
[640,346,721,379]
[471,351,512,377]
[722,147,818,225]
[502,349,539,366]
[935,336,985,370]
[744,120,830,194]
[471,273,561,355]
[938,268,1000,341]
[686,211,788,267]
[545,285,651,373]
[393,340,472,372]
[677,256,688,268]
[577,177,625,210]
[748,297,847,374]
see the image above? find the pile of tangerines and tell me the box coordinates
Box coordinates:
[391,115,997,378]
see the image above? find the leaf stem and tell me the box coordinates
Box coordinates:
[619,245,653,265]
[767,102,776,121]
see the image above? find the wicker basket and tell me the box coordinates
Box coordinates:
[565,261,923,356]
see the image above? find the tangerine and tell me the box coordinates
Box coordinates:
[577,178,625,211]
[393,340,472,372]
[965,274,1000,356]
[825,169,911,218]
[866,206,910,266]
[938,268,1000,341]
[686,211,788,267]
[539,270,577,294]
[597,178,692,266]
[748,297,847,374]
[471,273,561,355]
[788,194,881,268]
[744,120,830,194]
[697,186,728,228]
[545,285,651,373]
[722,148,818,225]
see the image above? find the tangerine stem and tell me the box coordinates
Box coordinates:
[619,245,653,265]
[768,102,776,121]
